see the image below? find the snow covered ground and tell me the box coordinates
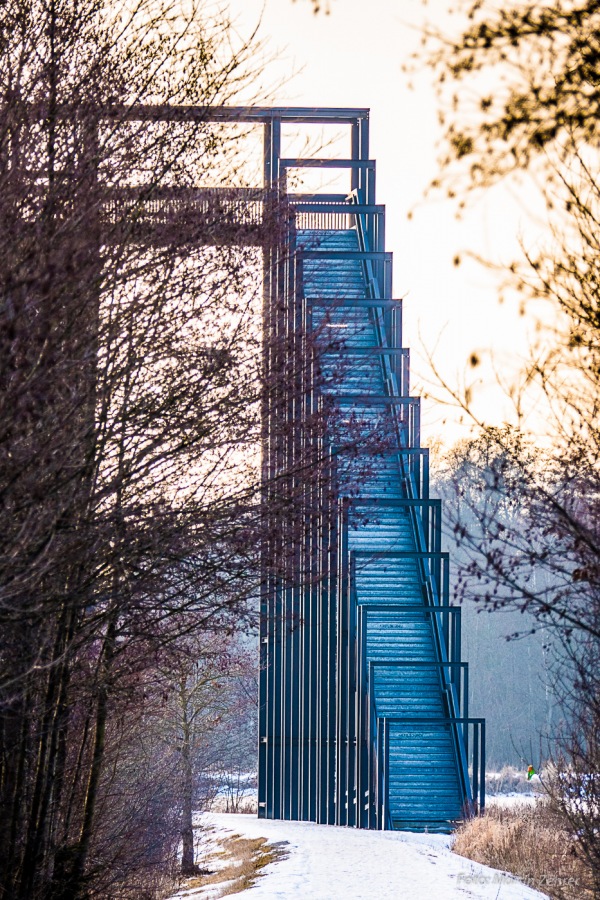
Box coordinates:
[487,792,539,808]
[169,812,549,900]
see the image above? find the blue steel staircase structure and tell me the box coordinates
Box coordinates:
[256,107,485,832]
[51,100,483,832]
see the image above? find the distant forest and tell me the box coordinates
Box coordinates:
[435,444,556,771]
[458,594,554,769]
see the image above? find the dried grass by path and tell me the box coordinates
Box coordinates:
[177,831,288,898]
[453,802,592,900]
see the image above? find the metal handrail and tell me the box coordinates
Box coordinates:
[346,192,474,815]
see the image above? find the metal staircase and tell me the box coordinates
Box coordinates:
[257,107,485,832]
[61,99,484,831]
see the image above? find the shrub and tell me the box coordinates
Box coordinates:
[453,802,592,900]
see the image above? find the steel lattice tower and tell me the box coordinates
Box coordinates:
[256,107,485,832]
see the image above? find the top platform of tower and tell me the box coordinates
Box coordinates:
[97,106,375,246]
[14,105,374,246]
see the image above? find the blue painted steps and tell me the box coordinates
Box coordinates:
[298,227,468,832]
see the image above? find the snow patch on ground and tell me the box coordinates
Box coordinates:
[169,812,549,900]
[487,792,539,807]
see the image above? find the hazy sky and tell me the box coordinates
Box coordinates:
[227,0,545,450]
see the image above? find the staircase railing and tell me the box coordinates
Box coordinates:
[346,186,479,824]
[281,147,484,829]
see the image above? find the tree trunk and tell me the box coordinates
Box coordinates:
[180,688,196,876]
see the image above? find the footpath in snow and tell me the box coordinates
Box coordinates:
[170,812,549,900]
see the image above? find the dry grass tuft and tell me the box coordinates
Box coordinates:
[208,796,257,815]
[453,802,592,899]
[178,831,287,898]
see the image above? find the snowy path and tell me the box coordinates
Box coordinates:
[175,812,548,900]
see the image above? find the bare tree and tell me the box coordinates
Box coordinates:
[0,1,305,897]
[420,0,600,193]
[157,634,256,875]
[431,433,557,768]
[414,3,600,892]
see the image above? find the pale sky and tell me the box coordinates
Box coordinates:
[226,0,546,452]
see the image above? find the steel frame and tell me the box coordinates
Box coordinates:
[84,102,486,829]
[99,103,485,830]
[15,99,482,830]
[250,106,485,830]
